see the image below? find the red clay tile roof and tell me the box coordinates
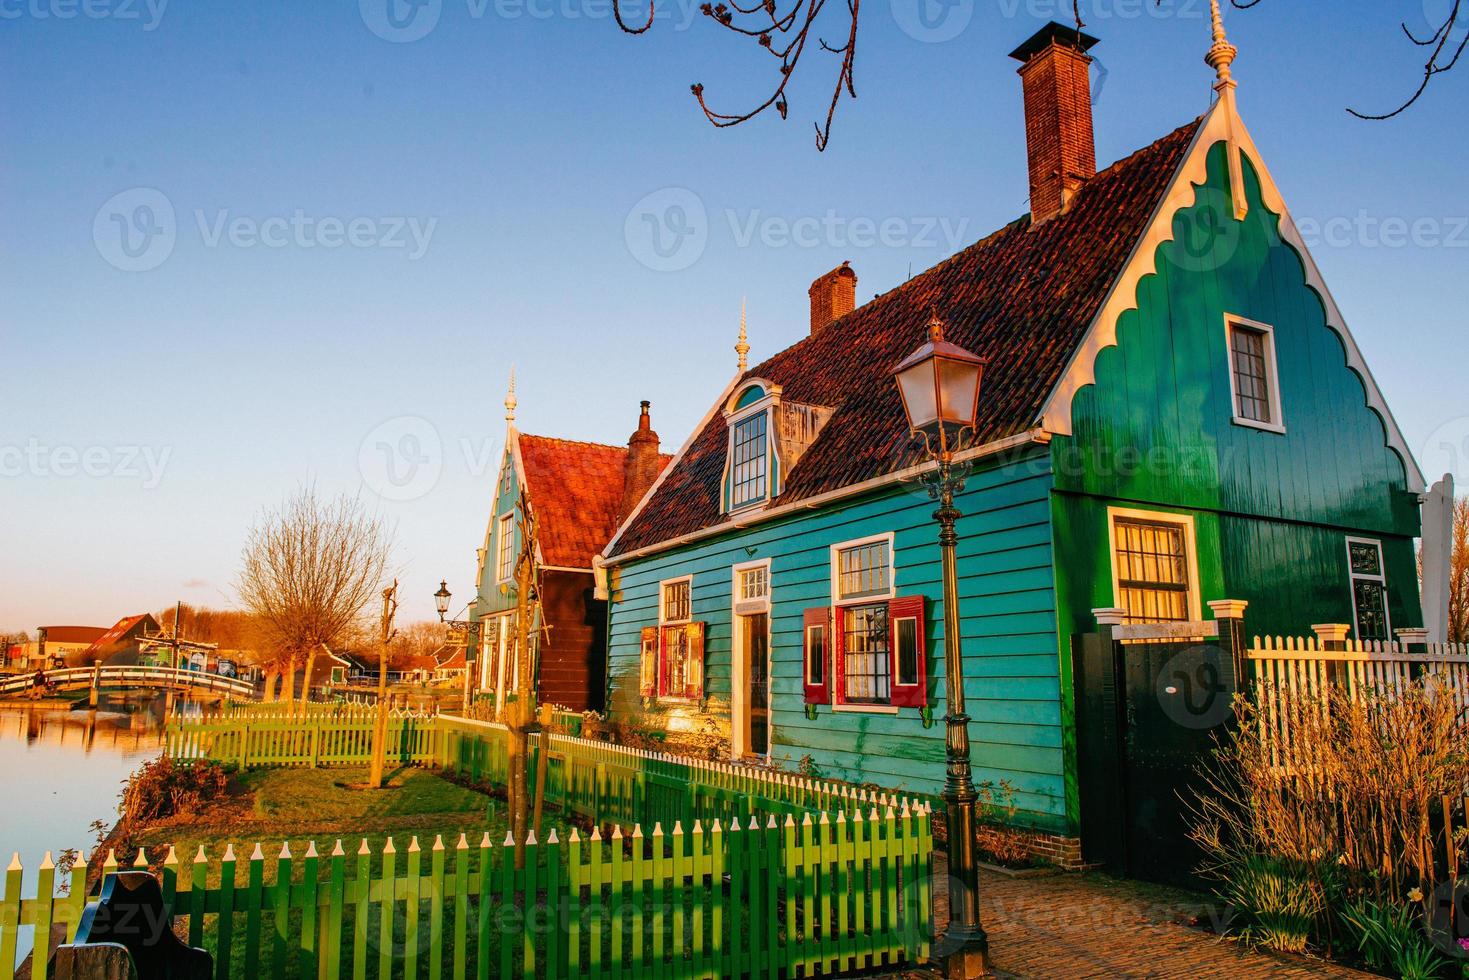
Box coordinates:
[518,434,673,569]
[611,118,1201,556]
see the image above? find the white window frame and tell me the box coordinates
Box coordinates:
[727,406,772,511]
[830,532,897,606]
[1107,507,1202,624]
[1345,536,1392,641]
[659,575,693,625]
[496,513,515,584]
[830,532,898,714]
[655,576,698,704]
[1224,314,1286,434]
[721,381,782,515]
[730,558,773,761]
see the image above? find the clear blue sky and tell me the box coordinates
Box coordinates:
[2,0,1465,631]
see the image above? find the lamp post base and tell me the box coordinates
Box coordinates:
[943,934,992,978]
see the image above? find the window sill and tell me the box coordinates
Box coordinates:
[832,703,900,715]
[1231,416,1286,435]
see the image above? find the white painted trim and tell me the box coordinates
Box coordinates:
[1106,506,1203,625]
[1223,313,1287,434]
[658,575,693,626]
[599,428,1049,566]
[1344,536,1393,641]
[731,558,773,614]
[803,620,828,687]
[495,512,516,585]
[505,428,547,569]
[830,532,897,605]
[601,372,745,559]
[723,394,778,513]
[729,557,774,763]
[831,703,900,716]
[1037,99,1425,492]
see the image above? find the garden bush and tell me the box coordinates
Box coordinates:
[1189,676,1469,973]
[119,756,231,828]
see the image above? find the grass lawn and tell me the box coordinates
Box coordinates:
[129,764,564,884]
[120,766,574,978]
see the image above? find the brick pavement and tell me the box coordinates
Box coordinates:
[897,853,1371,979]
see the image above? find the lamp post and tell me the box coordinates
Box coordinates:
[434,580,482,712]
[892,311,990,978]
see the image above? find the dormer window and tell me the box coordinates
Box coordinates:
[723,380,781,514]
[730,412,769,508]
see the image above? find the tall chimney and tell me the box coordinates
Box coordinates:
[620,401,661,519]
[808,262,857,334]
[1009,23,1099,225]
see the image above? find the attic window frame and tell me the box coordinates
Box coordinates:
[1224,314,1286,435]
[495,513,516,585]
[722,381,782,515]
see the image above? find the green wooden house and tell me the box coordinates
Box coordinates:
[595,21,1447,843]
[468,380,671,714]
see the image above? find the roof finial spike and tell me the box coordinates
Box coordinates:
[1205,0,1238,92]
[504,365,518,423]
[735,297,750,373]
[927,307,945,343]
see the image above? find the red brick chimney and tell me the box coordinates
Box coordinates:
[620,401,661,519]
[1009,23,1099,225]
[808,262,857,334]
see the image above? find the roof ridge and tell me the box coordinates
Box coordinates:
[518,433,629,453]
[744,115,1207,380]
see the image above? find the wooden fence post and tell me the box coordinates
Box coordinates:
[1207,599,1249,693]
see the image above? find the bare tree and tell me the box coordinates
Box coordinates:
[610,0,1464,149]
[237,488,395,710]
[503,498,550,864]
[1450,497,1469,643]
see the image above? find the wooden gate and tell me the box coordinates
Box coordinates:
[1073,605,1247,887]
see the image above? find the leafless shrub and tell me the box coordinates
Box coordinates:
[1191,680,1469,912]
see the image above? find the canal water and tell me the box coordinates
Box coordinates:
[0,698,171,865]
[0,698,179,968]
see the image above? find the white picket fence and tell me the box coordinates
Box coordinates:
[1246,635,1469,775]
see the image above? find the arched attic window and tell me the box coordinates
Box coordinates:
[722,380,781,513]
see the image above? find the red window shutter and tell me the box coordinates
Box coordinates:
[639,626,657,697]
[686,621,706,699]
[830,606,846,706]
[888,595,928,709]
[802,607,830,704]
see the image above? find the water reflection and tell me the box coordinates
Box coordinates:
[0,697,178,864]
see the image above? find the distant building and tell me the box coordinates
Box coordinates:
[68,614,162,667]
[7,626,108,671]
[468,393,673,714]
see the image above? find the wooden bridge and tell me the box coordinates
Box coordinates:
[0,664,258,701]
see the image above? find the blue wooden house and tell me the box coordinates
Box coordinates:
[594,21,1449,845]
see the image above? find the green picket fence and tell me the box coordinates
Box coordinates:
[4,807,931,980]
[434,716,931,836]
[6,713,939,978]
[167,713,441,770]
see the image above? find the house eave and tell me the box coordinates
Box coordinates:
[601,427,1051,567]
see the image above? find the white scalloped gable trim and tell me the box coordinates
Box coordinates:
[1038,99,1425,493]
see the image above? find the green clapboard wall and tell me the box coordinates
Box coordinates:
[1049,140,1423,827]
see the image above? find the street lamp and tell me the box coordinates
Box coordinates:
[433,580,481,712]
[892,311,990,979]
